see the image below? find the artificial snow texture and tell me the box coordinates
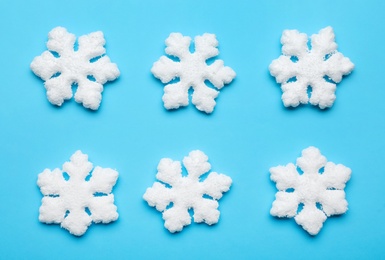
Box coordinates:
[37,150,119,236]
[151,33,236,113]
[270,146,351,235]
[269,26,354,109]
[31,27,120,110]
[143,150,232,233]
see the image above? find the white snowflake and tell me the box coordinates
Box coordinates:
[151,33,236,113]
[31,27,120,110]
[37,150,119,236]
[270,146,351,235]
[269,26,354,109]
[143,150,232,232]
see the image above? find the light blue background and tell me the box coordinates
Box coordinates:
[1,0,384,259]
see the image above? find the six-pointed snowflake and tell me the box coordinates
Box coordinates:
[143,150,232,232]
[31,27,120,110]
[270,146,351,235]
[151,33,236,113]
[37,150,119,236]
[269,26,354,109]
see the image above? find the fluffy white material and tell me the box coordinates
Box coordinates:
[37,150,119,236]
[269,26,354,109]
[151,33,236,113]
[270,146,351,235]
[143,150,232,232]
[31,27,120,110]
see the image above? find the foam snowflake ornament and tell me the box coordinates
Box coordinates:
[31,27,120,110]
[269,26,354,109]
[143,150,232,232]
[270,146,351,235]
[37,150,119,236]
[151,33,236,113]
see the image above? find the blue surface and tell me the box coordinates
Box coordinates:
[1,0,384,259]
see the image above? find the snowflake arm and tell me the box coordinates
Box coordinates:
[74,79,103,110]
[281,29,309,58]
[61,208,93,236]
[43,76,73,106]
[270,191,300,218]
[269,56,296,84]
[270,146,351,235]
[91,56,120,84]
[88,166,118,194]
[152,33,236,113]
[182,150,211,180]
[192,198,220,225]
[77,31,106,60]
[206,60,236,88]
[269,26,354,109]
[296,147,327,174]
[46,27,76,55]
[194,33,219,60]
[162,82,190,109]
[191,82,219,113]
[163,205,191,233]
[31,26,120,110]
[165,33,191,58]
[151,56,181,84]
[201,172,232,200]
[38,168,66,195]
[156,158,183,185]
[39,196,66,223]
[310,26,337,56]
[144,182,174,211]
[37,150,119,236]
[31,51,62,81]
[270,163,299,191]
[89,195,118,223]
[294,203,327,235]
[318,190,348,216]
[143,150,232,232]
[324,52,354,83]
[283,81,311,107]
[62,151,93,180]
[308,81,336,108]
[321,162,351,189]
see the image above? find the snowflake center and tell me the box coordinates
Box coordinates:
[297,174,324,204]
[173,177,202,207]
[181,53,207,85]
[296,52,325,83]
[60,52,89,80]
[62,180,92,211]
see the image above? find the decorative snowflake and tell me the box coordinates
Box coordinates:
[143,150,232,232]
[37,150,119,236]
[151,33,236,113]
[31,27,120,110]
[269,26,354,109]
[270,146,351,235]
